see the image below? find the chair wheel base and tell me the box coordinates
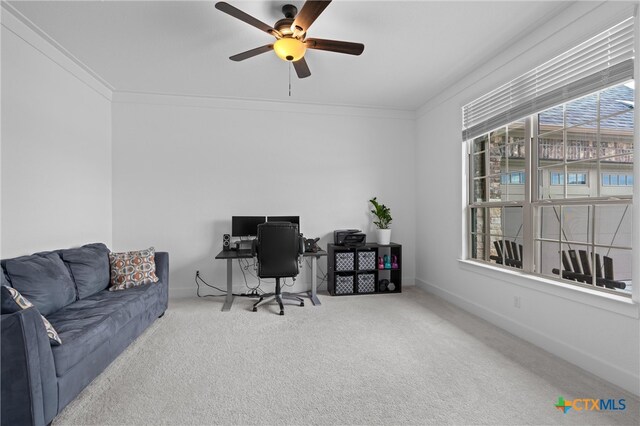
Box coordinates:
[252,307,257,312]
[300,302,304,307]
[279,311,284,316]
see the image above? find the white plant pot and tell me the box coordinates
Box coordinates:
[376,229,391,245]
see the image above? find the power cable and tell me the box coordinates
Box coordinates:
[195,271,262,298]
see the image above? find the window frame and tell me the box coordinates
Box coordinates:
[467,82,634,298]
[468,119,532,270]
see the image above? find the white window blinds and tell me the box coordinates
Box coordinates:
[462,17,635,140]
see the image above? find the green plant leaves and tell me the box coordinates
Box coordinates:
[369,197,392,229]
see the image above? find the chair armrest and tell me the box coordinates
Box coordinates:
[1,307,58,426]
[552,268,626,289]
[251,239,259,257]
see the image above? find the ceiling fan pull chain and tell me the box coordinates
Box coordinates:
[289,62,292,97]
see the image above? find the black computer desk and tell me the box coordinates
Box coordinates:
[214,248,327,312]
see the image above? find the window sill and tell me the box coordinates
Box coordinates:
[458,259,639,319]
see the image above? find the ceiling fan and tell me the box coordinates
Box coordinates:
[215,0,364,78]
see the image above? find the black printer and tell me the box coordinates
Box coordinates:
[333,229,366,247]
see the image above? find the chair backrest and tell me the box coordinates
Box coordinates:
[255,222,302,279]
[492,239,523,269]
[578,250,592,276]
[568,250,582,274]
[603,256,615,280]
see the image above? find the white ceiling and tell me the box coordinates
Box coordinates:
[6,0,574,110]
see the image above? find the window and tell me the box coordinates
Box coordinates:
[534,83,633,293]
[550,172,587,186]
[464,18,634,297]
[602,173,634,186]
[469,82,634,296]
[502,172,525,185]
[470,120,526,269]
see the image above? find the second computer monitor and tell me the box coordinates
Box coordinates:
[267,216,300,230]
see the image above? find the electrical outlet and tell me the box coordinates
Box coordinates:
[513,296,521,309]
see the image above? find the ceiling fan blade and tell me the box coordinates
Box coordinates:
[215,2,279,37]
[291,0,332,37]
[305,38,365,56]
[293,58,311,79]
[229,44,273,62]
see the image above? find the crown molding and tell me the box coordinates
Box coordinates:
[112,90,417,121]
[1,1,114,101]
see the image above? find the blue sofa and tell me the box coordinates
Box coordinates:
[1,243,169,426]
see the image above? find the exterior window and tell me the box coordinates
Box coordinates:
[468,82,634,296]
[550,172,587,186]
[602,173,634,186]
[501,172,525,184]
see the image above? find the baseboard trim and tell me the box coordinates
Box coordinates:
[169,287,195,299]
[415,279,640,397]
[171,277,416,301]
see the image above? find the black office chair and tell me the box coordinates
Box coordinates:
[251,222,305,315]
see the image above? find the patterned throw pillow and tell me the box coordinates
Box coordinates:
[1,285,62,345]
[109,247,159,291]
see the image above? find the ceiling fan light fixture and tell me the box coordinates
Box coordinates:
[273,37,306,62]
[216,1,365,78]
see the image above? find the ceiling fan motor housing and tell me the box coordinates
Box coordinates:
[274,18,295,37]
[274,5,302,61]
[282,4,297,19]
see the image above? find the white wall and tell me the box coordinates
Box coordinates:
[111,94,416,297]
[1,10,112,257]
[415,2,639,396]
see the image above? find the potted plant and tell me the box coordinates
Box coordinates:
[369,197,392,245]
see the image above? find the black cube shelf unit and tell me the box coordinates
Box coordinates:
[327,243,402,296]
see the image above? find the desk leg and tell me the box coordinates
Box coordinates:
[309,256,321,306]
[222,259,234,312]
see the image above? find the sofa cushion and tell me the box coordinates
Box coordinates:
[47,283,162,377]
[60,243,110,300]
[4,252,76,316]
[1,285,62,345]
[109,247,159,291]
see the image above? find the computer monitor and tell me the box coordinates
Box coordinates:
[267,216,300,230]
[231,216,266,237]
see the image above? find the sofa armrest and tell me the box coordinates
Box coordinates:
[1,307,58,426]
[154,252,169,312]
[155,252,169,285]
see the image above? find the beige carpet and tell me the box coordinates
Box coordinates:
[53,287,638,425]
